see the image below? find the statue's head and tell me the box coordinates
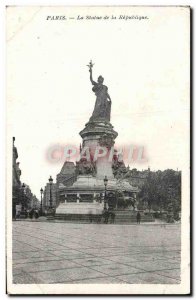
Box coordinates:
[98,76,104,84]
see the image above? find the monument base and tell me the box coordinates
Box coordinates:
[55,175,105,220]
[55,175,138,222]
[56,201,104,215]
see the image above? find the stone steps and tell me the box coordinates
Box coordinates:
[55,213,155,223]
[113,210,154,223]
[55,214,102,223]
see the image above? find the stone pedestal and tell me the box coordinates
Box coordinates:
[79,120,118,179]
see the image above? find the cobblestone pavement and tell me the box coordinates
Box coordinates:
[12,221,181,284]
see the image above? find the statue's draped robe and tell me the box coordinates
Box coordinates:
[90,83,111,122]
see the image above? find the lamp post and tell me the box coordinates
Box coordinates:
[21,183,25,212]
[48,176,53,209]
[40,188,43,216]
[103,176,108,210]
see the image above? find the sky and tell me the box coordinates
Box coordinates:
[7,6,190,198]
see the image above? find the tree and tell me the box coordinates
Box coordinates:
[138,169,181,217]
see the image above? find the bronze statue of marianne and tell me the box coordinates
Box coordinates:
[87,60,111,122]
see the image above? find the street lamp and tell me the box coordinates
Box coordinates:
[40,188,43,216]
[103,175,108,210]
[21,183,25,212]
[48,176,53,209]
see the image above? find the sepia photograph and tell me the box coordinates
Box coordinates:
[6,6,190,295]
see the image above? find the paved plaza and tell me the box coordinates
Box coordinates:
[12,221,181,284]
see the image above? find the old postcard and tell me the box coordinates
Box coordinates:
[6,6,190,295]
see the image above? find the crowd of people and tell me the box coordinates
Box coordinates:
[14,208,40,220]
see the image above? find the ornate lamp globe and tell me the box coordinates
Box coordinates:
[48,176,53,185]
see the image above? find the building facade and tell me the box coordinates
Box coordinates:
[125,168,150,189]
[30,194,40,210]
[12,137,40,217]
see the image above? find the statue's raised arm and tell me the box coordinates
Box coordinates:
[89,67,96,86]
[87,60,96,85]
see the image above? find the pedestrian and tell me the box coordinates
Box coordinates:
[24,209,28,219]
[29,209,33,219]
[103,210,109,224]
[136,211,141,224]
[111,212,115,223]
[97,215,102,223]
[89,213,93,223]
[34,210,39,219]
[16,210,20,219]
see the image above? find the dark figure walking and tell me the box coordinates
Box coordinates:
[136,211,141,224]
[103,210,109,224]
[111,212,115,223]
[29,209,34,219]
[89,214,93,223]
